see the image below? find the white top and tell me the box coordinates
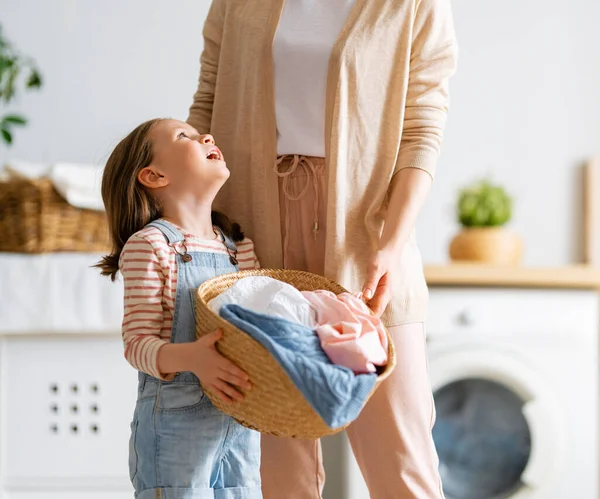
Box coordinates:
[273,0,356,157]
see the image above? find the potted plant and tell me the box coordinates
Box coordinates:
[449,179,522,264]
[0,24,43,146]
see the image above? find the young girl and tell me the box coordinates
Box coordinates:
[97,118,262,498]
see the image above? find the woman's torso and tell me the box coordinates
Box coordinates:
[189,0,457,325]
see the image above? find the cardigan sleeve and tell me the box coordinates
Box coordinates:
[394,0,458,180]
[187,0,226,135]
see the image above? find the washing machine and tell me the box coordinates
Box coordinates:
[338,286,599,499]
[427,287,599,499]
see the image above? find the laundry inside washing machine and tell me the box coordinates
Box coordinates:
[433,378,532,499]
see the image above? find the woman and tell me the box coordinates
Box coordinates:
[188,1,458,497]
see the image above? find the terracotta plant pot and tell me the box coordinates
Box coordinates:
[449,227,523,265]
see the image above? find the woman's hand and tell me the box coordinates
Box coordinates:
[362,248,397,317]
[362,168,433,317]
[187,329,252,404]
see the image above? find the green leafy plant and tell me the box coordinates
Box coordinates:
[0,24,43,145]
[457,179,513,228]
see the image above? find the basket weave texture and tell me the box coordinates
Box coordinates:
[0,177,109,252]
[195,269,397,439]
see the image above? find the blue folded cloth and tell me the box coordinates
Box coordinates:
[219,304,377,429]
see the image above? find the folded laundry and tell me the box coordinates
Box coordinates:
[219,304,377,429]
[3,159,49,179]
[49,162,105,211]
[302,290,389,373]
[208,277,388,374]
[3,159,105,211]
[208,276,317,327]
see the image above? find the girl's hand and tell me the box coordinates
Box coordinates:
[188,329,252,404]
[362,249,396,317]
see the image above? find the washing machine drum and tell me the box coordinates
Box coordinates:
[429,349,564,499]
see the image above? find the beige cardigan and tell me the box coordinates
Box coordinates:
[188,0,458,326]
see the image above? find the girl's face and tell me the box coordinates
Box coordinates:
[138,119,229,201]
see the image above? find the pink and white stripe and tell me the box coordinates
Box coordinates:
[119,224,260,378]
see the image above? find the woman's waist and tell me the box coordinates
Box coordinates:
[276,154,325,177]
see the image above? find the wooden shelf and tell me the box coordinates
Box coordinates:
[424,263,600,290]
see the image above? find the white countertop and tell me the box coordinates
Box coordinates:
[6,257,598,335]
[0,253,123,334]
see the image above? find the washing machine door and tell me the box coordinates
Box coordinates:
[429,347,564,499]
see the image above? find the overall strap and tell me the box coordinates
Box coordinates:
[215,226,239,266]
[145,219,185,244]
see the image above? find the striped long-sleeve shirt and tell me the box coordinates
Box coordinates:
[119,222,260,379]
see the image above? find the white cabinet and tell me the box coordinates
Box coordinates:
[0,335,137,496]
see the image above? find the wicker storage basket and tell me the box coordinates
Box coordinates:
[0,177,109,252]
[195,269,397,439]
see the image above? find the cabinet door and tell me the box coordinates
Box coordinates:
[2,336,138,481]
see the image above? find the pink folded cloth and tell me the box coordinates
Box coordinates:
[301,290,389,374]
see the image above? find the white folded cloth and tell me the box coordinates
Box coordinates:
[2,159,105,211]
[207,276,318,327]
[3,159,50,180]
[49,162,105,211]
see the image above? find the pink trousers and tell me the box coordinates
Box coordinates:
[262,156,444,498]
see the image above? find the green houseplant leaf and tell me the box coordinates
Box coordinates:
[26,68,42,88]
[1,128,12,144]
[2,114,27,125]
[457,180,513,228]
[0,24,43,146]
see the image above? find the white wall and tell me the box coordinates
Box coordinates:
[1,0,599,266]
[0,0,209,165]
[420,0,600,265]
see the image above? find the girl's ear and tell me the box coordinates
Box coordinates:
[138,165,169,189]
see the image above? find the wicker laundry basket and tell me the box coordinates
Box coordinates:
[195,269,397,439]
[0,177,109,252]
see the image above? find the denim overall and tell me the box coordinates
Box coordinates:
[128,220,262,499]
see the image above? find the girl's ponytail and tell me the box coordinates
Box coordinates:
[211,210,244,243]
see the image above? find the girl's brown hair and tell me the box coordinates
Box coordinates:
[97,118,243,280]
